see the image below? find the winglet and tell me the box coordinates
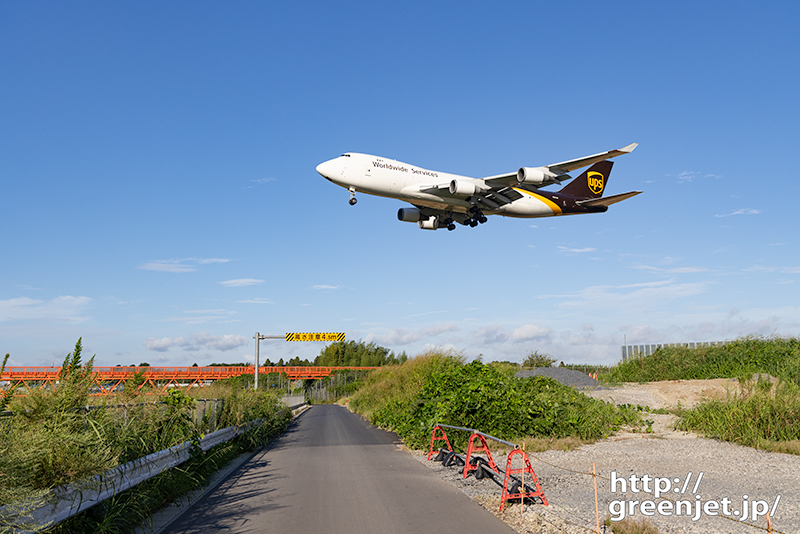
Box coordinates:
[620,143,638,153]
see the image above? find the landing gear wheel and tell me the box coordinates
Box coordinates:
[469,220,478,227]
[349,197,357,205]
[447,223,456,231]
[478,216,488,224]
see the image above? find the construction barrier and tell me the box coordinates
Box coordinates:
[499,449,548,510]
[427,424,787,533]
[462,433,500,479]
[427,425,453,460]
[427,424,548,513]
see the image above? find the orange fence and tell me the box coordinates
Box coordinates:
[0,366,379,396]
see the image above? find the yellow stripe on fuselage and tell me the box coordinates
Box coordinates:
[513,188,562,215]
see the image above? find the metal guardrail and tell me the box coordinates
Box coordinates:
[1,416,270,532]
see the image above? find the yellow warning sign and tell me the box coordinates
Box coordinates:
[285,332,345,342]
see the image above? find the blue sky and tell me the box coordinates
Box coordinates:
[2,1,799,368]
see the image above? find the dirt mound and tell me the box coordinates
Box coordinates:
[584,378,737,410]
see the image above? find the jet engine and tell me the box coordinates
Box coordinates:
[449,179,486,196]
[516,166,552,186]
[418,217,440,230]
[397,207,422,222]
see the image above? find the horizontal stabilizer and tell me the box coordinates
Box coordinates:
[576,190,642,207]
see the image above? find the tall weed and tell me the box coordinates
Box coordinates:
[1,342,291,534]
[677,378,800,452]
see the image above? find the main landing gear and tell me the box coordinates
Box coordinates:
[348,187,357,205]
[462,208,488,228]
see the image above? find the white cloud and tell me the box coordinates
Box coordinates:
[715,208,761,218]
[139,258,232,273]
[633,264,709,273]
[743,265,800,274]
[144,333,247,352]
[542,279,710,312]
[366,328,421,345]
[557,246,597,253]
[143,336,189,352]
[312,285,340,290]
[422,323,459,336]
[0,296,92,323]
[192,333,248,351]
[237,298,273,304]
[472,324,510,345]
[220,278,264,287]
[675,171,698,182]
[139,260,196,273]
[510,323,554,342]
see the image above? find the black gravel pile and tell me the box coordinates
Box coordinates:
[514,367,602,390]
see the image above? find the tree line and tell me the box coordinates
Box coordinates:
[207,340,407,368]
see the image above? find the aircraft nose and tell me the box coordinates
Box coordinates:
[316,159,337,179]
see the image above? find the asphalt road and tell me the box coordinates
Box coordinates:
[161,405,516,534]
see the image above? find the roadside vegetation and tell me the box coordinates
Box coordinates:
[607,336,800,385]
[313,339,408,366]
[349,350,640,450]
[606,336,800,455]
[0,339,291,534]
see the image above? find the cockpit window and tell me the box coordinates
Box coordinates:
[340,154,350,157]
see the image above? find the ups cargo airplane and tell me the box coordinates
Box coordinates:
[316,143,641,231]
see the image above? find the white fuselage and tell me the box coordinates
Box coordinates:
[316,153,560,218]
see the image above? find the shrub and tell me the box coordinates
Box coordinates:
[352,355,639,450]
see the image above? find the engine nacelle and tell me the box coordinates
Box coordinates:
[397,207,422,222]
[449,179,486,196]
[418,217,440,230]
[516,166,551,186]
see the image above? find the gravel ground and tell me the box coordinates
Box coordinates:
[408,380,800,534]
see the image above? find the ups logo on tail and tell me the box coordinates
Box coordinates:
[587,171,605,195]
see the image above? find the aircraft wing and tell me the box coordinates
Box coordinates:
[547,143,638,173]
[480,143,638,189]
[418,184,524,207]
[576,190,642,207]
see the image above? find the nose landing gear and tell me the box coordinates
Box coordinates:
[348,187,357,205]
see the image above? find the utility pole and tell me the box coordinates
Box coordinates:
[253,333,282,391]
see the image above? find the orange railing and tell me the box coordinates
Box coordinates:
[0,366,378,396]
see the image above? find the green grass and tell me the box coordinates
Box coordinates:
[608,336,800,385]
[349,352,640,450]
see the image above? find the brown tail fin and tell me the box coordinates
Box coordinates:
[558,160,613,199]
